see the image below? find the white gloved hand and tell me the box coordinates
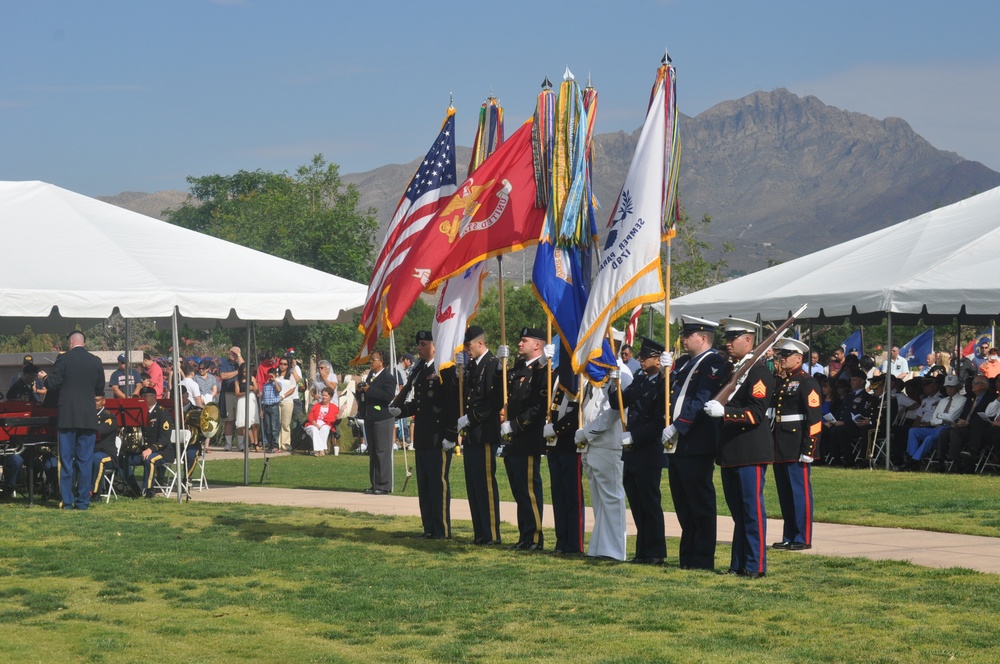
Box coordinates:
[610,368,621,380]
[661,352,674,371]
[703,400,725,418]
[457,415,470,431]
[442,439,457,451]
[543,423,556,439]
[574,429,588,445]
[454,353,465,366]
[497,345,510,359]
[799,454,814,464]
[542,344,556,365]
[356,418,365,428]
[388,406,401,418]
[662,424,678,444]
[500,421,513,438]
[620,432,633,448]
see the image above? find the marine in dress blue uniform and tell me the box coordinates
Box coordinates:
[502,327,549,551]
[612,336,667,565]
[704,318,775,578]
[663,316,728,570]
[771,338,822,551]
[393,331,459,539]
[457,326,504,545]
[545,371,584,555]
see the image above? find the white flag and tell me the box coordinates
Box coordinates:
[432,261,488,377]
[572,79,667,372]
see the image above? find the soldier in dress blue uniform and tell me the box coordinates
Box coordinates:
[90,394,121,499]
[391,331,459,539]
[703,318,775,578]
[456,326,504,545]
[501,327,551,551]
[124,386,173,498]
[662,316,728,570]
[544,359,583,555]
[771,337,822,551]
[612,336,667,565]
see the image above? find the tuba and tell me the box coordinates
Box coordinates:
[185,403,221,443]
[120,427,144,455]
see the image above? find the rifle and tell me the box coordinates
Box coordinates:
[713,304,808,406]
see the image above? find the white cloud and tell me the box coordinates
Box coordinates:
[790,59,1000,171]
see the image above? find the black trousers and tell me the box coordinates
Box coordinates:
[667,454,717,569]
[623,462,666,560]
[463,443,502,542]
[548,452,584,553]
[415,447,453,538]
[504,454,544,547]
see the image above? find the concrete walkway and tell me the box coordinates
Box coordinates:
[188,451,1000,574]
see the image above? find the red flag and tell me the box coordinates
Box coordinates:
[386,120,543,328]
[624,305,643,346]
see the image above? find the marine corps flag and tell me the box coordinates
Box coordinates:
[572,69,671,373]
[392,119,544,300]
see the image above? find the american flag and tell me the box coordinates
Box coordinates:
[354,111,457,365]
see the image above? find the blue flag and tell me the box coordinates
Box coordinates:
[840,329,863,355]
[899,329,934,365]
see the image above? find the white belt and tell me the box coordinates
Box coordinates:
[776,414,804,422]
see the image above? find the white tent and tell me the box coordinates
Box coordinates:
[667,185,1000,325]
[0,180,367,331]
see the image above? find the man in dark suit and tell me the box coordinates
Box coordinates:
[938,375,993,472]
[391,331,459,539]
[359,348,397,494]
[663,316,727,571]
[457,326,504,545]
[44,331,106,510]
[703,318,775,578]
[502,327,551,551]
[612,336,667,565]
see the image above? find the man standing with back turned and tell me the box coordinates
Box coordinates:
[45,331,106,510]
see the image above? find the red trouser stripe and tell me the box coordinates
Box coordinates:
[755,466,765,574]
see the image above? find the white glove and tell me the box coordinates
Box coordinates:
[542,344,556,364]
[454,353,465,366]
[620,432,633,448]
[356,418,365,428]
[457,415,470,431]
[574,429,588,445]
[703,400,725,418]
[497,345,510,359]
[661,352,674,371]
[610,368,621,380]
[799,454,814,464]
[662,424,678,444]
[442,439,457,451]
[388,406,401,417]
[500,421,513,437]
[543,423,556,439]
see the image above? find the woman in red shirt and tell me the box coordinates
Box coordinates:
[305,387,340,456]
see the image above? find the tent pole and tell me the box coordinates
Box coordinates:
[244,321,252,485]
[171,308,184,503]
[885,313,892,470]
[124,318,132,397]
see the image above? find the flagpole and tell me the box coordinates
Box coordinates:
[663,240,672,428]
[606,324,627,434]
[546,319,553,423]
[498,255,509,405]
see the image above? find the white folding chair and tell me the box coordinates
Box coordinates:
[187,444,209,491]
[157,429,192,498]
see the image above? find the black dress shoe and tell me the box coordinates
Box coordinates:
[363,487,376,494]
[648,558,664,566]
[522,542,544,552]
[772,541,792,549]
[629,557,651,564]
[412,533,433,539]
[373,489,388,495]
[743,571,766,579]
[472,538,486,545]
[788,542,812,550]
[481,539,502,546]
[509,542,527,550]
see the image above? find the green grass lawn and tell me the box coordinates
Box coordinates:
[2,500,999,663]
[206,451,1000,538]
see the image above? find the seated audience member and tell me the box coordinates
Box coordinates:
[979,349,1000,380]
[852,375,895,464]
[305,387,340,456]
[194,360,219,405]
[311,360,339,404]
[899,375,965,470]
[825,369,871,466]
[938,376,994,472]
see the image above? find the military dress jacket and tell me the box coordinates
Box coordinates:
[614,370,666,468]
[717,362,775,468]
[547,381,581,455]
[772,368,822,461]
[463,350,502,447]
[142,404,173,451]
[395,360,459,450]
[94,407,120,458]
[670,350,728,457]
[505,357,549,456]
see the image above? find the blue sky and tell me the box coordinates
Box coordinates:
[2,0,998,196]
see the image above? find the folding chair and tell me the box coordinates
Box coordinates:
[187,444,209,491]
[157,429,192,498]
[976,443,1000,474]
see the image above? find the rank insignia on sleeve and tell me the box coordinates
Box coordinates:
[162,421,170,431]
[807,390,820,408]
[752,380,767,399]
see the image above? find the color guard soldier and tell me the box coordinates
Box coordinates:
[662,316,728,571]
[544,366,583,555]
[501,327,551,551]
[90,394,121,499]
[456,326,504,545]
[391,331,459,539]
[771,337,822,551]
[703,318,775,578]
[612,336,667,565]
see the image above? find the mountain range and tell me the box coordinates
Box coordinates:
[100,88,1000,277]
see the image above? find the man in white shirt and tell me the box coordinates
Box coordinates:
[901,375,965,469]
[879,346,910,379]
